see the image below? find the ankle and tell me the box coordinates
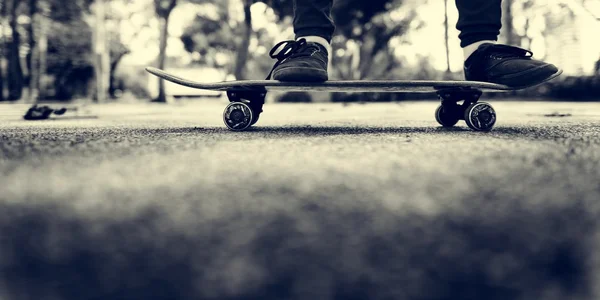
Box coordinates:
[297,36,331,54]
[463,40,496,62]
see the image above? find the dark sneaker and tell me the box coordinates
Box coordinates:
[266,38,328,82]
[464,43,562,88]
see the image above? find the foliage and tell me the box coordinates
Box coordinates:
[47,0,94,23]
[40,18,127,100]
[180,3,237,57]
[525,75,600,101]
[45,19,94,99]
[330,0,418,81]
[257,0,293,18]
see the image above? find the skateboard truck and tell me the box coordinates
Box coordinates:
[435,87,496,131]
[224,87,267,131]
[436,87,482,104]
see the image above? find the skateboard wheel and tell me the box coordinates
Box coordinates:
[464,102,496,131]
[435,105,460,127]
[223,102,254,131]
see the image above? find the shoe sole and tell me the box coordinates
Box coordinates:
[273,66,328,82]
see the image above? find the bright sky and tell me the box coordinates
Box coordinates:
[120,0,600,74]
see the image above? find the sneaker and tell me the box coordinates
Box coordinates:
[267,38,328,82]
[464,43,562,88]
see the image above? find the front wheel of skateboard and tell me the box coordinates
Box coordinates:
[435,105,460,127]
[223,102,254,131]
[464,102,496,131]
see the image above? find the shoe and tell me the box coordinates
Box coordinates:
[464,43,562,88]
[267,38,328,82]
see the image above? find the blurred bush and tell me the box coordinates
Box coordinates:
[45,19,94,100]
[113,66,151,100]
[276,91,313,103]
[542,76,600,101]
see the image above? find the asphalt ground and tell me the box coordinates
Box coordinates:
[0,100,599,300]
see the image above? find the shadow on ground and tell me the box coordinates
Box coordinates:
[1,195,596,300]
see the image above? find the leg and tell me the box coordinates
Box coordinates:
[456,0,561,88]
[293,0,335,43]
[455,0,501,49]
[267,0,333,82]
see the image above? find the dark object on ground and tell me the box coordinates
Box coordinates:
[23,105,69,120]
[544,112,572,117]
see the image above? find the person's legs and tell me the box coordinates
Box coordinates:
[268,0,334,82]
[293,0,335,45]
[455,0,501,59]
[455,0,561,87]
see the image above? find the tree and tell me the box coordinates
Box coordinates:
[26,0,36,99]
[46,19,94,100]
[27,0,49,102]
[153,0,177,103]
[331,0,416,80]
[180,1,246,74]
[233,0,252,80]
[109,43,130,98]
[93,0,110,102]
[443,0,451,76]
[0,0,6,101]
[502,0,516,45]
[6,0,24,101]
[258,0,292,18]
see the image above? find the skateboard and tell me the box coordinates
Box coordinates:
[146,66,558,132]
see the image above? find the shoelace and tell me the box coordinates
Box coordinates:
[484,44,533,60]
[265,38,320,80]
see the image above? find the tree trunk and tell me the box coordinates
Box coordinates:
[7,0,23,101]
[0,44,3,101]
[93,0,110,103]
[502,0,515,45]
[153,0,177,103]
[26,0,36,87]
[155,15,170,102]
[109,50,129,98]
[233,0,252,80]
[0,0,6,101]
[27,0,38,102]
[443,0,451,76]
[34,4,48,101]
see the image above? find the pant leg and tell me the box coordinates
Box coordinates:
[455,0,502,47]
[294,0,335,42]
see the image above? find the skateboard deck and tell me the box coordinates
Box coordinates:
[145,67,515,93]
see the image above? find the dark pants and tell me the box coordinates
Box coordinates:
[294,0,502,48]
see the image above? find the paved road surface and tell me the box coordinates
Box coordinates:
[1,100,599,300]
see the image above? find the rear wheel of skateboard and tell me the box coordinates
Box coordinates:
[223,102,254,131]
[464,102,496,131]
[435,105,460,127]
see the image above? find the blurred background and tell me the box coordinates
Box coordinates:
[0,0,599,104]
